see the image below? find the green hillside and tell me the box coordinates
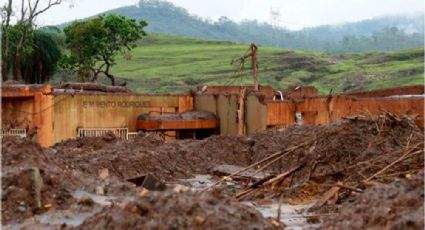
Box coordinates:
[108,33,424,94]
[103,0,424,53]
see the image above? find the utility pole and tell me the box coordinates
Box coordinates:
[231,43,259,136]
[232,43,259,91]
[250,43,259,91]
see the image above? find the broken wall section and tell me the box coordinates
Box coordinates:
[194,93,270,135]
[194,94,239,135]
[267,94,424,128]
[1,85,54,147]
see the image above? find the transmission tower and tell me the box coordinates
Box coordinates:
[269,7,281,47]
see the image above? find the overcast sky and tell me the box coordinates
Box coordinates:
[7,0,425,30]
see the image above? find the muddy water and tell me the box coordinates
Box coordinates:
[181,174,320,229]
[178,174,217,190]
[3,206,103,230]
[3,191,117,229]
[245,202,320,229]
[37,207,102,227]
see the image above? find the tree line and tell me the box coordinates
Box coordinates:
[111,0,424,53]
[1,0,147,85]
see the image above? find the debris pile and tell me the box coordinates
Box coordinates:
[220,113,424,211]
[1,113,423,229]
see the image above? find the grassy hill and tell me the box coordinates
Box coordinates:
[108,33,424,94]
[101,0,424,53]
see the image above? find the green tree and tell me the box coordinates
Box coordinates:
[1,0,13,81]
[24,29,64,83]
[1,0,68,82]
[63,14,147,85]
[5,26,64,83]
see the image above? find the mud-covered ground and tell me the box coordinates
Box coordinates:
[322,171,424,229]
[75,190,280,230]
[1,114,424,229]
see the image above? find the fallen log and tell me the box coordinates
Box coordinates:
[263,164,304,187]
[59,82,128,93]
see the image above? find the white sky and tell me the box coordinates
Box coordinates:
[4,0,424,30]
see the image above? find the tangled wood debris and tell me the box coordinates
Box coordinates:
[207,113,424,213]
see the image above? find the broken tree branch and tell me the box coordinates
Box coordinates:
[366,144,422,181]
[202,138,314,192]
[235,163,304,200]
[263,163,304,187]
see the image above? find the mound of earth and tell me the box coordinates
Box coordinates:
[2,113,423,228]
[52,132,119,154]
[74,190,282,230]
[53,134,252,182]
[321,171,424,230]
[1,138,79,224]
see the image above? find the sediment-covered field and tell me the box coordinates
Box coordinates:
[2,113,423,229]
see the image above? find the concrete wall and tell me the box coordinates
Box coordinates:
[51,94,193,145]
[1,86,54,147]
[342,85,424,98]
[331,96,424,127]
[194,94,239,135]
[195,94,269,135]
[296,97,332,125]
[0,84,193,147]
[282,86,318,99]
[246,95,268,134]
[200,85,276,98]
[266,95,424,128]
[266,101,296,126]
[3,84,423,147]
[2,97,34,129]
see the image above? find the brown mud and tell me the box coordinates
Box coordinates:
[2,138,79,224]
[74,190,281,230]
[1,114,423,229]
[53,133,252,182]
[321,171,424,229]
